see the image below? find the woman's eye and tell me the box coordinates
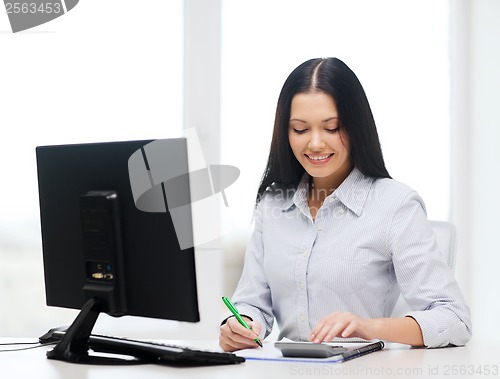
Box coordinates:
[325,128,340,133]
[293,129,307,134]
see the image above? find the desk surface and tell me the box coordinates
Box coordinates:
[1,338,498,379]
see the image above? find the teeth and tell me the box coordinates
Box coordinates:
[308,154,331,161]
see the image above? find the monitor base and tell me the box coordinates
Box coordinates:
[46,297,143,365]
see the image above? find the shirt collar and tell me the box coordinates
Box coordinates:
[278,174,307,212]
[333,167,374,216]
[279,167,374,216]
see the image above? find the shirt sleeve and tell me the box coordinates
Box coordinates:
[222,198,275,339]
[388,191,472,347]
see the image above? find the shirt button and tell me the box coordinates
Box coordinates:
[300,315,305,322]
[338,208,345,215]
[302,249,308,256]
[329,198,334,204]
[299,282,304,289]
[316,225,322,231]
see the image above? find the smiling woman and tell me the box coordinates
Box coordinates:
[218,57,471,352]
[258,58,391,204]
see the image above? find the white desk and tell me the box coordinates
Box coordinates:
[1,338,498,379]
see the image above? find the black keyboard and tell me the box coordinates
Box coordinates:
[39,328,245,366]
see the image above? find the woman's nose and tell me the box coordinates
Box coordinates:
[307,131,325,151]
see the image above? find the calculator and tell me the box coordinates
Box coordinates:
[274,341,348,358]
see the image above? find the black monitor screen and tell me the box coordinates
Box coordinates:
[36,138,199,325]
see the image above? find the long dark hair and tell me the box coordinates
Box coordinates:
[256,57,391,202]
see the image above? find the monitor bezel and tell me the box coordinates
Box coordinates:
[36,138,200,323]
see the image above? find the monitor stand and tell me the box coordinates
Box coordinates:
[46,297,142,365]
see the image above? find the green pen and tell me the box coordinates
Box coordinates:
[222,296,263,347]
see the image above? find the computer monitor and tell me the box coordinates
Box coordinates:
[35,138,199,363]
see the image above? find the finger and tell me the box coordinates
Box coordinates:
[310,316,337,343]
[341,320,358,338]
[313,326,331,343]
[309,319,327,342]
[219,333,251,351]
[219,335,237,352]
[325,319,352,341]
[220,334,252,352]
[315,319,350,343]
[223,319,262,350]
[219,324,260,351]
[247,321,262,338]
[223,323,255,345]
[228,318,261,340]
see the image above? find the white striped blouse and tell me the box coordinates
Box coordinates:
[229,167,472,348]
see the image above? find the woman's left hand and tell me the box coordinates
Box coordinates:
[309,312,379,343]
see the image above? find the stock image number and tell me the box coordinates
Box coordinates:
[5,2,62,14]
[443,364,499,376]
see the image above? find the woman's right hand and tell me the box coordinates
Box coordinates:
[219,316,262,352]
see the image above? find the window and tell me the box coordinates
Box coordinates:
[0,0,183,336]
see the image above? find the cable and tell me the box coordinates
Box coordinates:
[0,341,56,352]
[0,341,40,346]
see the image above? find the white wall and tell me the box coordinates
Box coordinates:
[451,0,500,344]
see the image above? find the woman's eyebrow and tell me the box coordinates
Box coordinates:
[289,117,339,123]
[322,117,339,123]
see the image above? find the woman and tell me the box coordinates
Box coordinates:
[219,57,471,351]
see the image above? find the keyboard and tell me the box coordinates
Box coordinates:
[39,328,245,366]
